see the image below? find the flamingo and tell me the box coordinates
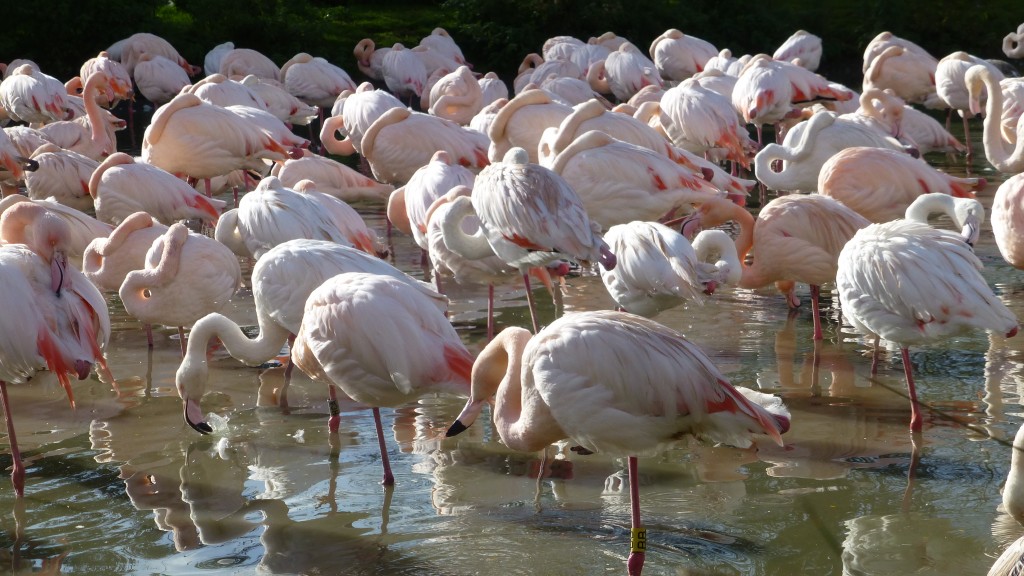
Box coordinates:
[78,51,132,106]
[648,28,718,82]
[218,47,280,82]
[731,55,854,145]
[0,203,110,496]
[753,110,905,193]
[477,71,510,108]
[991,424,1024,576]
[291,271,473,485]
[965,64,1024,173]
[460,147,615,333]
[132,53,192,106]
[238,74,318,126]
[425,66,484,125]
[37,70,122,161]
[270,151,394,203]
[935,52,1003,158]
[1005,24,1024,59]
[773,30,823,71]
[704,48,749,77]
[862,44,941,108]
[835,194,1019,432]
[88,152,224,227]
[514,54,584,96]
[587,42,663,103]
[418,28,469,68]
[488,89,573,163]
[115,32,200,78]
[204,41,235,77]
[445,310,790,576]
[176,239,443,435]
[686,194,870,340]
[654,78,757,166]
[817,146,982,223]
[600,221,741,317]
[184,73,269,111]
[280,53,357,110]
[141,93,296,188]
[357,106,490,185]
[991,173,1024,270]
[24,143,98,213]
[387,150,475,251]
[381,43,428,106]
[82,212,168,293]
[353,38,390,81]
[119,222,242,355]
[214,175,374,259]
[318,83,404,156]
[545,130,724,228]
[0,63,73,125]
[866,89,967,155]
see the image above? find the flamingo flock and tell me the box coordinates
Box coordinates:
[1,23,1023,576]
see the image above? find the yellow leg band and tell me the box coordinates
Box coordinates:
[630,527,647,553]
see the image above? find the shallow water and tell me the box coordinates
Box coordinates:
[2,125,1024,575]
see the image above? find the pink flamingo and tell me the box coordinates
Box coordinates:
[773,30,823,71]
[82,212,168,293]
[239,74,318,126]
[387,150,475,251]
[119,222,242,355]
[488,89,573,163]
[132,53,192,106]
[0,195,112,266]
[217,47,280,82]
[88,152,224,227]
[837,194,1018,433]
[1004,24,1024,59]
[37,70,122,160]
[588,41,663,103]
[445,310,790,575]
[600,221,741,317]
[115,32,200,78]
[184,73,268,110]
[862,44,941,108]
[280,53,357,110]
[0,202,111,496]
[24,143,99,213]
[0,63,73,125]
[353,38,390,82]
[464,147,615,333]
[271,151,394,203]
[176,239,443,434]
[966,64,1024,173]
[78,51,133,106]
[648,28,718,82]
[291,272,473,485]
[381,43,428,105]
[685,194,870,340]
[318,82,404,156]
[992,173,1024,269]
[654,78,757,167]
[425,65,484,125]
[935,51,1002,158]
[817,146,982,222]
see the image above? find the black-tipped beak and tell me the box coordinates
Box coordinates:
[446,420,469,437]
[186,414,213,434]
[17,156,39,172]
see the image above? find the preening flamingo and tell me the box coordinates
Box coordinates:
[132,53,192,106]
[991,173,1024,270]
[119,222,242,355]
[488,89,573,163]
[461,147,615,332]
[545,130,724,228]
[82,211,168,293]
[382,43,428,105]
[588,42,662,103]
[358,106,490,185]
[862,44,941,108]
[24,143,99,213]
[37,70,121,160]
[214,175,373,259]
[318,83,404,156]
[184,73,269,111]
[204,41,235,77]
[239,74,319,126]
[78,51,132,106]
[418,28,469,68]
[835,195,1018,432]
[0,195,112,266]
[176,239,442,434]
[271,151,394,203]
[654,78,756,166]
[773,30,823,71]
[280,53,357,110]
[141,93,295,187]
[353,38,390,82]
[648,28,718,82]
[115,32,200,78]
[88,152,224,227]
[600,221,740,317]
[388,150,475,251]
[291,272,472,485]
[935,51,1003,157]
[426,66,484,125]
[817,146,981,223]
[445,310,790,575]
[0,63,73,125]
[687,194,869,340]
[965,64,1024,173]
[218,47,280,82]
[0,202,111,496]
[477,71,509,108]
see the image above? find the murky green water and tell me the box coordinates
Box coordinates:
[1,121,1022,575]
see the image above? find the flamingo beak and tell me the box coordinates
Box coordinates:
[184,398,213,434]
[51,249,68,295]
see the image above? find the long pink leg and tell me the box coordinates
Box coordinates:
[372,407,395,486]
[523,273,540,334]
[627,455,645,575]
[902,347,922,432]
[810,285,823,341]
[0,381,24,497]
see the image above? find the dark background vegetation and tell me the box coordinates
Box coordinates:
[3,0,1024,93]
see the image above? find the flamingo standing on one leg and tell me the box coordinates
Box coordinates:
[290,272,474,485]
[0,202,111,496]
[176,239,444,434]
[445,310,790,576]
[835,196,1019,433]
[459,147,616,333]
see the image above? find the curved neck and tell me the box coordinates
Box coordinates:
[177,312,293,401]
[440,196,496,261]
[118,224,186,313]
[82,73,112,156]
[973,65,1024,172]
[692,229,742,284]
